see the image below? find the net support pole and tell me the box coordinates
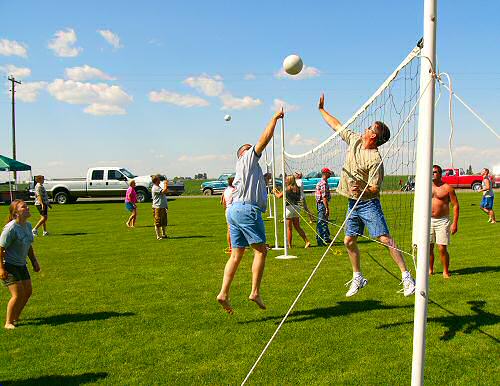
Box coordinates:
[276,112,297,260]
[264,151,273,218]
[411,0,437,385]
[271,131,282,250]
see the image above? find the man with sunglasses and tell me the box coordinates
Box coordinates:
[318,94,415,297]
[430,165,459,278]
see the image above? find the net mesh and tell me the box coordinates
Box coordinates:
[283,45,421,254]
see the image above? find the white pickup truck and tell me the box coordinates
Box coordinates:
[35,166,184,204]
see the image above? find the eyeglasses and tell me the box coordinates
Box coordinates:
[433,171,440,174]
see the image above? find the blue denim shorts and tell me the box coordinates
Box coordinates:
[345,198,389,238]
[227,202,266,248]
[480,196,494,210]
[125,202,136,212]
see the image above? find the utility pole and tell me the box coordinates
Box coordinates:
[8,76,21,183]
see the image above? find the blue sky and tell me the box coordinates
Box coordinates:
[0,0,499,179]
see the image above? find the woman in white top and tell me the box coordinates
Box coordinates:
[221,176,235,253]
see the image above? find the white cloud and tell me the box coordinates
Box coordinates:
[84,103,126,115]
[16,82,48,102]
[275,65,321,80]
[272,98,299,112]
[220,93,262,110]
[0,64,31,79]
[178,154,232,162]
[244,73,256,80]
[48,28,82,57]
[65,65,116,81]
[47,79,132,115]
[183,74,224,97]
[149,89,209,107]
[47,161,65,167]
[0,39,28,57]
[98,29,123,49]
[288,133,320,147]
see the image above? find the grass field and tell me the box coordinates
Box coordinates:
[0,192,499,385]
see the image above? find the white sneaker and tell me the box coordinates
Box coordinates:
[43,231,49,236]
[32,229,38,236]
[345,275,368,297]
[400,275,416,297]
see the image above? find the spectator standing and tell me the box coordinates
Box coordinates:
[125,180,138,228]
[221,176,236,253]
[151,175,169,240]
[32,175,51,236]
[315,168,332,246]
[479,168,496,223]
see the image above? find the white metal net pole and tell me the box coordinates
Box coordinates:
[271,134,280,249]
[411,0,437,384]
[281,116,288,256]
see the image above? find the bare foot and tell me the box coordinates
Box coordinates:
[217,296,234,315]
[304,241,311,248]
[4,323,15,330]
[249,295,266,310]
[429,270,434,276]
[443,272,451,279]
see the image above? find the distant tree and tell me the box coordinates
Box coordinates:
[466,165,473,175]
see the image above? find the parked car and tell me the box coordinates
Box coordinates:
[33,167,184,204]
[441,168,499,191]
[300,171,340,192]
[200,173,234,196]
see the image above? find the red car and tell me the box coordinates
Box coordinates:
[441,168,499,191]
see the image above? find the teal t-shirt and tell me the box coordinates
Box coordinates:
[0,220,34,266]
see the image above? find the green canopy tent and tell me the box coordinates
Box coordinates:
[0,155,32,203]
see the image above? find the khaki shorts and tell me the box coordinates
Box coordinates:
[430,217,451,245]
[153,208,168,227]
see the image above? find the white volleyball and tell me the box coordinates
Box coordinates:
[224,114,231,121]
[283,54,303,75]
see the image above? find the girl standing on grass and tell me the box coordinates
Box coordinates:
[125,180,138,227]
[221,176,235,254]
[0,199,41,330]
[273,175,311,248]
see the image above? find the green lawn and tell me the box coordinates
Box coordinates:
[0,192,498,385]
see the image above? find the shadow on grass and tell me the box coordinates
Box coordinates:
[167,235,210,239]
[24,311,134,326]
[56,232,91,236]
[240,300,412,324]
[2,372,108,385]
[452,266,500,276]
[378,300,500,343]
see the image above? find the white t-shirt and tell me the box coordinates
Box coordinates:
[223,186,235,208]
[152,184,168,209]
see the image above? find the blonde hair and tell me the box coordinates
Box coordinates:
[129,179,136,186]
[285,175,299,194]
[7,199,23,223]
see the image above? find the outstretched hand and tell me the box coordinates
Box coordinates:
[318,93,325,110]
[274,107,284,120]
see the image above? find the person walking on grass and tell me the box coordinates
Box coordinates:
[32,175,51,236]
[273,175,311,248]
[151,175,169,240]
[0,200,41,329]
[221,175,235,254]
[430,165,459,278]
[125,180,138,228]
[318,93,415,297]
[479,168,496,224]
[315,168,333,246]
[217,108,284,314]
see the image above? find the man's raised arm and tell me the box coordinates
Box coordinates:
[255,108,284,156]
[318,94,343,132]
